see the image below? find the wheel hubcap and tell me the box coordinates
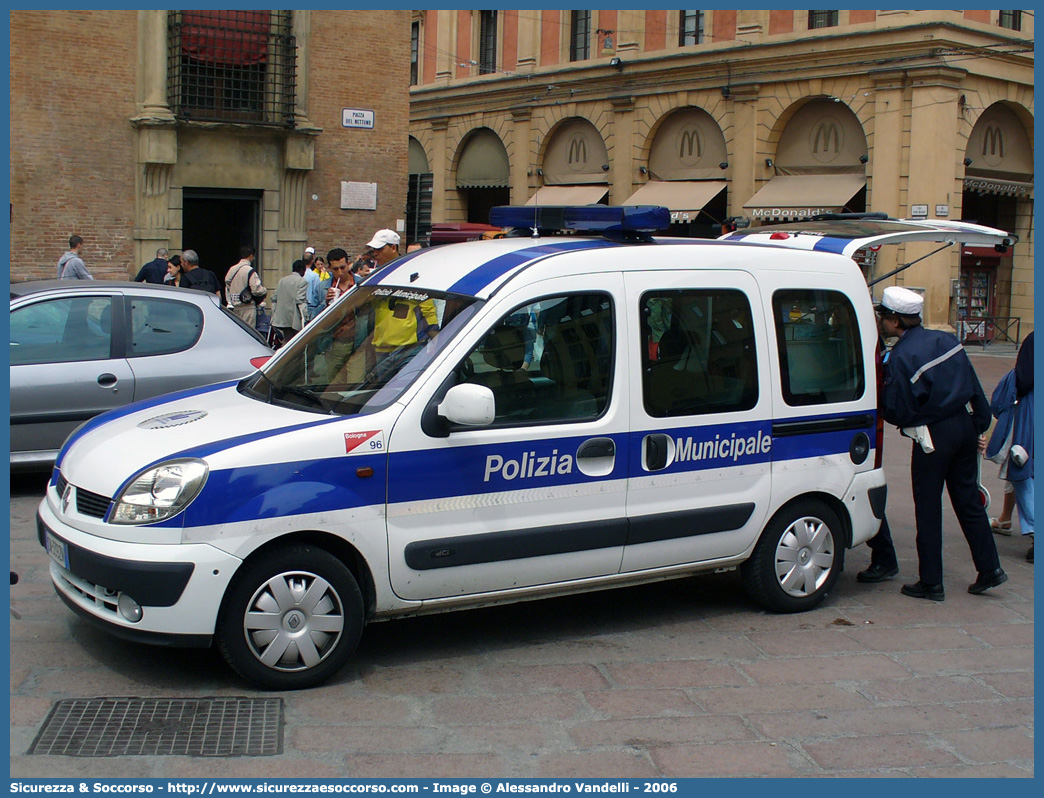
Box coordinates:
[243,571,345,672]
[775,516,835,598]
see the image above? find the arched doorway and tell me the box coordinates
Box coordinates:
[959,103,1034,340]
[625,107,728,238]
[455,128,510,224]
[528,118,609,206]
[745,98,868,224]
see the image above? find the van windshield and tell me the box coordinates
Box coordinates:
[240,286,481,416]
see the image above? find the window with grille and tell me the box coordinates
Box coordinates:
[168,10,296,127]
[679,10,703,46]
[808,10,839,29]
[411,21,420,85]
[570,10,591,62]
[998,10,1022,30]
[479,11,498,74]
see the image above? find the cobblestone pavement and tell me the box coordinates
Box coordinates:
[8,353,1032,778]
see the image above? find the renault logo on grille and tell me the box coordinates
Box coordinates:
[61,486,72,514]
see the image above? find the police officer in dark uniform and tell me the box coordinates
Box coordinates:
[877,286,1006,600]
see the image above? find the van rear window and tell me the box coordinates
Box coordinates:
[773,289,864,406]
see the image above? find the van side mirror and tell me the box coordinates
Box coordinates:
[438,383,495,428]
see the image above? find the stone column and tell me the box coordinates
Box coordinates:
[729,84,761,221]
[135,10,175,123]
[515,9,538,70]
[865,71,908,289]
[132,10,177,270]
[430,117,450,221]
[904,67,965,328]
[616,11,641,54]
[609,96,636,205]
[291,10,318,132]
[510,107,533,204]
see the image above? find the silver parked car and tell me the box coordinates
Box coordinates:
[10,280,273,471]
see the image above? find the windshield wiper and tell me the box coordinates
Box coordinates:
[275,384,332,413]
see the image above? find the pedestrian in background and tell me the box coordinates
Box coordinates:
[164,254,183,286]
[308,254,332,321]
[135,248,169,284]
[303,246,320,321]
[57,235,92,280]
[351,254,376,285]
[179,249,221,296]
[986,330,1034,563]
[225,245,268,328]
[325,250,353,305]
[877,286,1006,601]
[270,259,309,347]
[365,229,401,270]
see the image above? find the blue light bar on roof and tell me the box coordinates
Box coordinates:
[489,205,671,234]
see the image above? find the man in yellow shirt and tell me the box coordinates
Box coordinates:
[372,292,439,363]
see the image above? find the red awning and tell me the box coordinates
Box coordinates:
[181,10,270,66]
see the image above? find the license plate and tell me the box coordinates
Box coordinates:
[45,531,69,570]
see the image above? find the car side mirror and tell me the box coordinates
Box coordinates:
[438,383,495,428]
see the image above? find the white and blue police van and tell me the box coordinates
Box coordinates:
[38,206,1015,689]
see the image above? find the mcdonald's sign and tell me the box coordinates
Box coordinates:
[810,120,843,161]
[677,126,703,162]
[567,136,588,166]
[981,125,1005,164]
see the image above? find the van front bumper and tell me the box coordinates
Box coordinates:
[37,501,242,643]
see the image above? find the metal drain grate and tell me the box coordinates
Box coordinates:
[28,697,283,757]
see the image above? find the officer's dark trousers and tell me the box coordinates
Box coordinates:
[867,517,899,570]
[911,411,1001,585]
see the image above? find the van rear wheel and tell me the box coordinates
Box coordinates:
[742,500,843,613]
[217,545,364,690]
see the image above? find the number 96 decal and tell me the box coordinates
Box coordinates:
[344,430,385,455]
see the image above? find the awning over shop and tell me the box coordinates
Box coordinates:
[525,185,608,206]
[622,180,727,214]
[742,174,866,219]
[963,176,1033,199]
[456,130,510,188]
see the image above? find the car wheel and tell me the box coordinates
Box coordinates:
[741,500,843,613]
[217,545,364,690]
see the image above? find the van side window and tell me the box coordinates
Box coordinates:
[773,289,865,406]
[641,289,758,417]
[458,292,613,425]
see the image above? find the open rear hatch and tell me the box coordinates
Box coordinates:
[719,217,1015,258]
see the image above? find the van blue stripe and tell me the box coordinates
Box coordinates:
[107,413,350,512]
[811,237,853,254]
[115,409,875,528]
[448,240,617,296]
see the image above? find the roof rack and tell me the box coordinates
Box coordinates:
[489,205,671,242]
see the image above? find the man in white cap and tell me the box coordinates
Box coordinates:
[365,229,401,269]
[877,285,1006,601]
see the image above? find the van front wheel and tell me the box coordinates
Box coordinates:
[742,501,843,613]
[217,545,364,690]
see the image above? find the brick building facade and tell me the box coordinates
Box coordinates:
[10,10,410,290]
[409,10,1034,334]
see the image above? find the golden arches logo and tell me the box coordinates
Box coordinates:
[567,136,588,166]
[981,125,1005,163]
[811,121,843,159]
[678,126,703,162]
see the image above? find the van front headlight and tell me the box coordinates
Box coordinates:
[110,459,209,525]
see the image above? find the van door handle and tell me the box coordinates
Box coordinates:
[97,373,118,388]
[576,438,615,460]
[575,437,617,478]
[645,433,670,471]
